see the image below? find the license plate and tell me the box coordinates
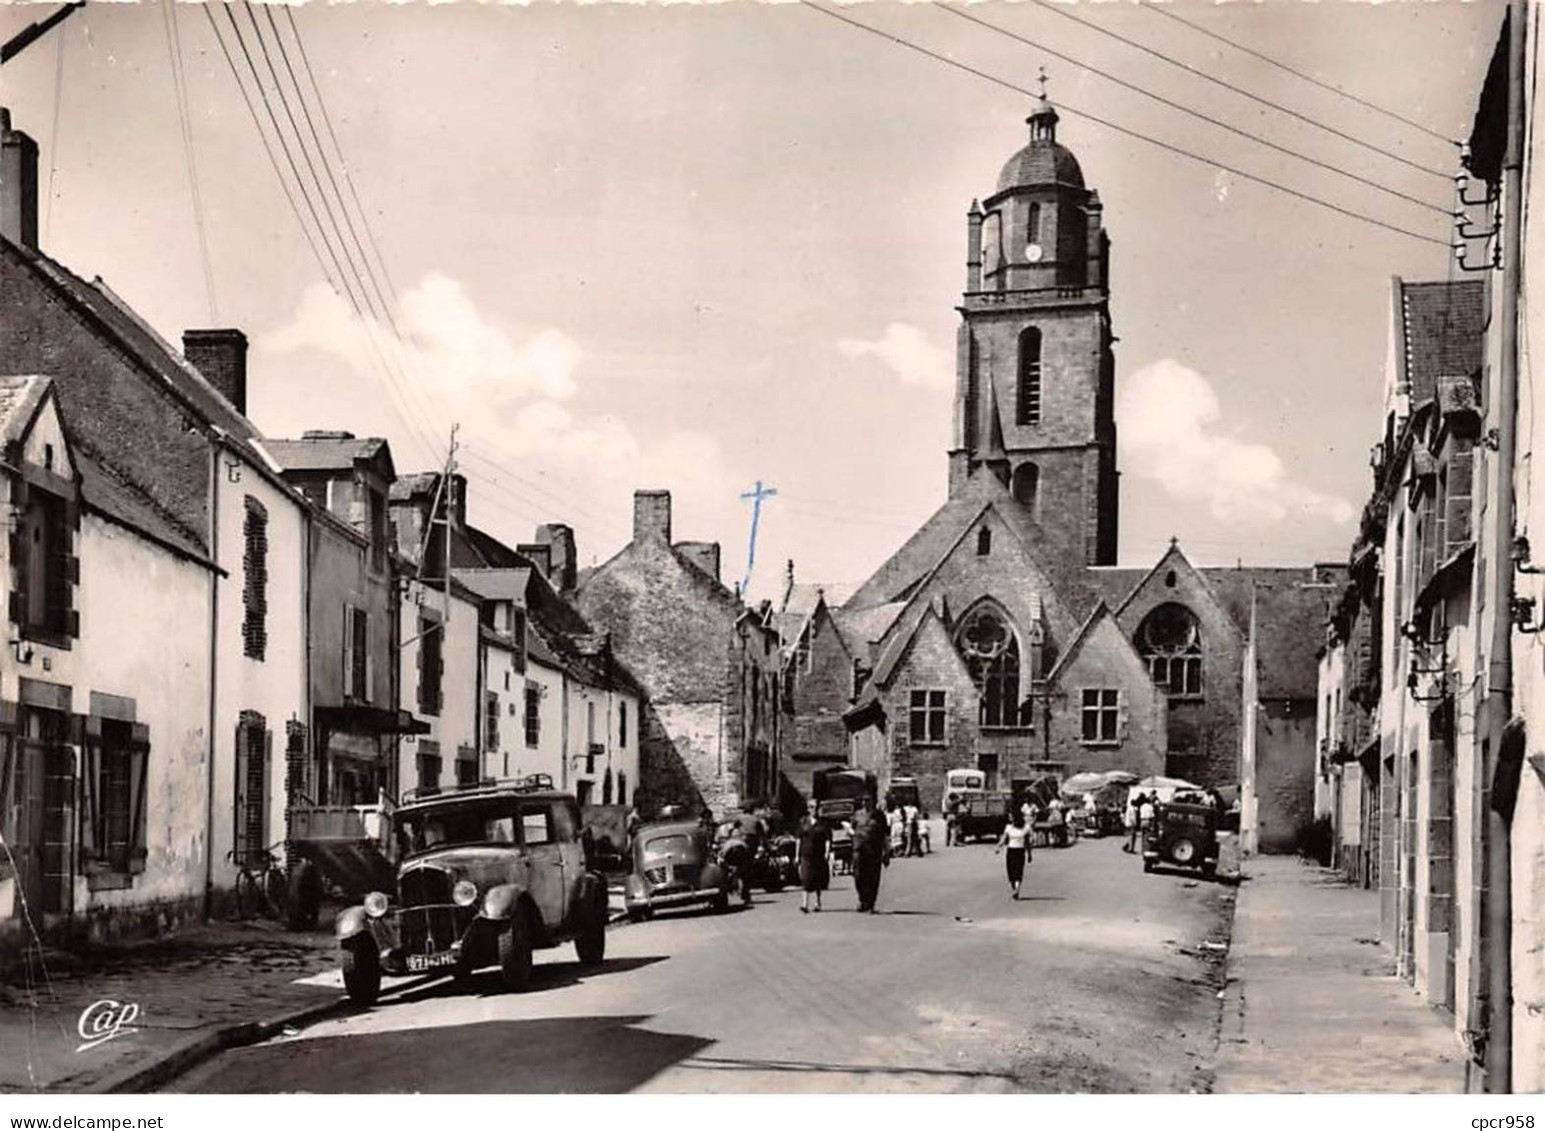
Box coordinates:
[407,952,458,972]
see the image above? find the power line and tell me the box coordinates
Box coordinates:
[207,4,440,465]
[1023,0,1451,181]
[228,4,442,463]
[1144,4,1454,145]
[800,2,1449,249]
[269,6,453,452]
[161,0,219,323]
[938,5,1448,218]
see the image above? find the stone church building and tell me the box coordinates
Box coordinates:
[781,97,1340,849]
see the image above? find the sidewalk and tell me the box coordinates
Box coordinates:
[0,921,346,1094]
[1212,856,1467,1093]
[3,888,633,1093]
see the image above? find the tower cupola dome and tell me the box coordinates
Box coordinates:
[996,97,1084,192]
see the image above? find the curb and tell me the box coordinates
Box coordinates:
[92,974,436,1095]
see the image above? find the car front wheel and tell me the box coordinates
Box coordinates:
[341,944,380,1007]
[498,915,534,993]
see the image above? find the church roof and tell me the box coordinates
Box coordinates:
[842,468,1093,617]
[1251,580,1341,700]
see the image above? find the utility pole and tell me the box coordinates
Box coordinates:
[1482,0,1526,1094]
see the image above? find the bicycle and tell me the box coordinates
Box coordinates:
[227,843,289,921]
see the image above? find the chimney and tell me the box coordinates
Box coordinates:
[517,543,553,580]
[1,109,39,250]
[633,490,672,544]
[674,541,721,582]
[182,329,249,415]
[535,523,576,591]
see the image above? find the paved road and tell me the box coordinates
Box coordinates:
[170,836,1234,1093]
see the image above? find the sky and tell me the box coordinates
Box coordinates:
[0,0,1503,602]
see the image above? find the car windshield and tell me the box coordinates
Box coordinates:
[643,834,693,858]
[396,801,519,857]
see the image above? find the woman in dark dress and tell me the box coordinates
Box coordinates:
[798,814,832,913]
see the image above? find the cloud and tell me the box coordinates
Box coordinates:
[1119,358,1355,526]
[261,274,735,552]
[837,322,953,390]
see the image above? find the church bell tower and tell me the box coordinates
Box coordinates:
[948,91,1118,566]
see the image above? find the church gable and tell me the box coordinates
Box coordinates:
[884,501,1083,676]
[1043,603,1166,778]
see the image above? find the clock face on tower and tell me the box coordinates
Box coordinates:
[1026,243,1044,263]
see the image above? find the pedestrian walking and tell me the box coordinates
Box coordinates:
[1123,793,1141,853]
[852,799,889,913]
[945,796,960,847]
[996,808,1032,899]
[797,814,831,913]
[1138,792,1157,845]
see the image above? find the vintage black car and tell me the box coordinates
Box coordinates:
[1141,795,1221,878]
[334,776,609,1005]
[623,818,733,920]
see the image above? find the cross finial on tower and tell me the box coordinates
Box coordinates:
[1037,66,1049,102]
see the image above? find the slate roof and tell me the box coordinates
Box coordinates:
[1397,278,1485,405]
[1251,581,1341,700]
[390,471,440,501]
[78,451,212,565]
[0,374,52,448]
[0,376,211,566]
[1084,567,1149,611]
[453,567,532,604]
[265,435,392,475]
[842,468,1092,617]
[1203,566,1328,638]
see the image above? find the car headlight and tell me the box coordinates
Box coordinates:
[453,880,478,907]
[363,891,390,919]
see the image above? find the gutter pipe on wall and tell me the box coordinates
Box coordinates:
[202,443,220,920]
[1482,0,1525,1092]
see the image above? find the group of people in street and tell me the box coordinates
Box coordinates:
[794,797,892,913]
[1123,792,1157,854]
[886,801,930,857]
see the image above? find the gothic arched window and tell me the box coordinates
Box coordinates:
[1016,328,1042,426]
[1136,603,1203,698]
[956,605,1026,729]
[977,527,992,556]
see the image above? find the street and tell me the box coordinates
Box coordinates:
[170,836,1234,1093]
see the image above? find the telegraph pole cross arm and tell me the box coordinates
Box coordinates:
[739,480,778,597]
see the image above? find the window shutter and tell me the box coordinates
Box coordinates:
[129,723,150,866]
[1117,692,1129,743]
[341,605,354,699]
[79,718,101,863]
[261,728,273,850]
[364,653,374,705]
[233,722,249,859]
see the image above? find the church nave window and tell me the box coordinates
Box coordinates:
[1136,603,1204,699]
[1016,328,1042,426]
[956,605,1030,730]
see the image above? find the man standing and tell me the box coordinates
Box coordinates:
[852,799,889,913]
[1123,793,1141,854]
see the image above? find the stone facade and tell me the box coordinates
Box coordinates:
[577,490,786,817]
